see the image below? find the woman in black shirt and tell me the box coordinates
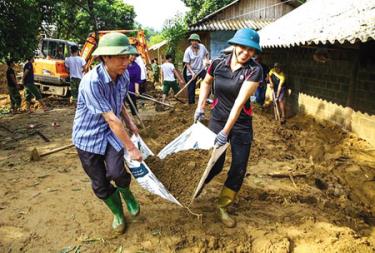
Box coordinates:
[194,28,262,227]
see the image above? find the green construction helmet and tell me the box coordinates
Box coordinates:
[127,45,140,56]
[92,32,131,56]
[188,33,201,42]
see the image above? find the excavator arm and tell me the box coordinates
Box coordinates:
[80,30,151,72]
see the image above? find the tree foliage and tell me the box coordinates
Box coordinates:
[181,0,234,24]
[0,0,52,61]
[148,0,232,61]
[149,34,165,47]
[148,14,188,63]
[51,0,135,43]
[162,15,188,61]
[0,0,136,61]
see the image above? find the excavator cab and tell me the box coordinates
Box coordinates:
[34,38,78,96]
[33,30,150,96]
[40,38,77,60]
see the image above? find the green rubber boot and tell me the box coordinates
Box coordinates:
[118,187,140,216]
[103,190,126,234]
[217,186,237,228]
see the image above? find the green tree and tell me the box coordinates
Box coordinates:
[181,0,233,24]
[149,34,165,46]
[161,15,188,62]
[0,0,136,61]
[134,23,158,41]
[0,0,53,61]
[53,0,136,43]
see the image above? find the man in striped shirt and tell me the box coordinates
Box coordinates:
[72,32,142,234]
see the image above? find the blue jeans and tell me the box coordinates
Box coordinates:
[205,119,253,192]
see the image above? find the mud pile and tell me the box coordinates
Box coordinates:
[1,99,375,252]
[146,149,210,206]
[141,104,199,153]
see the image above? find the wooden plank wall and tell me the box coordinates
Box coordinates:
[215,0,294,20]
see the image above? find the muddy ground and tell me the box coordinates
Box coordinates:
[0,94,375,253]
[147,150,210,206]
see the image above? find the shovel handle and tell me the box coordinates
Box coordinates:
[126,94,146,129]
[40,144,75,157]
[272,91,281,122]
[174,69,205,98]
[128,91,173,108]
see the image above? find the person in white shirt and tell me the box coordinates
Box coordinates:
[65,45,86,104]
[183,33,209,104]
[161,54,185,103]
[135,55,147,94]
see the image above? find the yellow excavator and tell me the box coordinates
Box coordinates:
[33,30,150,96]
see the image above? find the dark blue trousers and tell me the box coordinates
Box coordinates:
[186,70,206,104]
[205,119,252,192]
[77,144,131,199]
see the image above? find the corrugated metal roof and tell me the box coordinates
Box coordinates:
[259,0,375,48]
[189,18,274,32]
[149,40,168,51]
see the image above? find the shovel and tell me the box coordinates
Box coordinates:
[128,91,173,108]
[174,69,205,100]
[30,144,75,161]
[126,94,146,129]
[272,91,281,122]
[191,143,229,203]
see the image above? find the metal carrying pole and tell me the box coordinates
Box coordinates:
[126,94,146,129]
[128,91,173,108]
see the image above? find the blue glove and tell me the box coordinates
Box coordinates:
[194,108,205,123]
[214,131,228,147]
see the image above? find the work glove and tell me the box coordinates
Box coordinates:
[214,130,228,148]
[194,108,205,123]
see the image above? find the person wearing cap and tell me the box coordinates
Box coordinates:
[183,33,209,104]
[268,63,287,123]
[125,46,141,116]
[72,32,142,234]
[194,28,263,228]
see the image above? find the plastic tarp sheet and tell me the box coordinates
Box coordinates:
[124,122,229,206]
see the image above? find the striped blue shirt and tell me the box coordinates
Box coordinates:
[72,63,129,155]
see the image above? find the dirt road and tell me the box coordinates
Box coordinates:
[0,98,374,252]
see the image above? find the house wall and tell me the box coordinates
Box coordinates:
[261,42,375,146]
[210,31,236,58]
[215,0,295,20]
[190,0,296,60]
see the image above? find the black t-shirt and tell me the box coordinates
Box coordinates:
[23,62,34,84]
[207,54,263,132]
[6,68,17,87]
